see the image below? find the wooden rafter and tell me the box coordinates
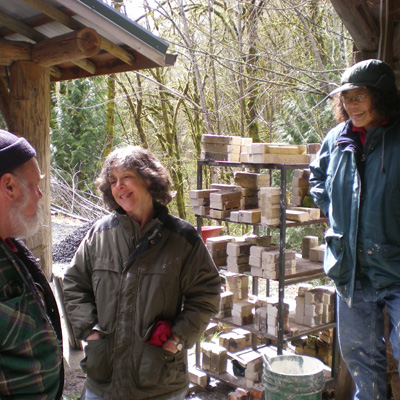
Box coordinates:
[0,28,100,67]
[0,8,96,74]
[21,0,134,66]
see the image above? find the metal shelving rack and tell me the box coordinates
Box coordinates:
[196,159,334,353]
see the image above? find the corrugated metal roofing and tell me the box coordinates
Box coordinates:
[0,0,176,81]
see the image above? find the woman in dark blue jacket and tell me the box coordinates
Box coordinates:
[310,59,400,400]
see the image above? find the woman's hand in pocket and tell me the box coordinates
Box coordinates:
[86,331,101,341]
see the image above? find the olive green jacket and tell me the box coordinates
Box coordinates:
[63,205,220,399]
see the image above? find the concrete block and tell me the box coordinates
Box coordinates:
[210,199,241,211]
[206,235,234,251]
[297,283,313,296]
[232,314,254,326]
[191,206,210,216]
[232,301,254,317]
[238,209,261,223]
[188,366,208,387]
[227,242,252,257]
[201,342,227,374]
[189,189,218,199]
[302,236,319,259]
[245,369,261,381]
[250,384,265,400]
[210,183,242,193]
[201,134,242,145]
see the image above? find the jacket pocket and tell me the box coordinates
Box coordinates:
[82,336,114,383]
[324,229,345,281]
[363,238,400,288]
[0,287,37,350]
[133,343,186,389]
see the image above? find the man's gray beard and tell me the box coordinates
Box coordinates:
[8,190,43,240]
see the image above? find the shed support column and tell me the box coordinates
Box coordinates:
[8,61,52,279]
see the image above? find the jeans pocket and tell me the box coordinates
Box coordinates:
[84,337,113,383]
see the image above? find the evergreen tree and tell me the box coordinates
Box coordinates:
[50,76,109,190]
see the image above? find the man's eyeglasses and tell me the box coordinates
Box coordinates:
[341,93,368,104]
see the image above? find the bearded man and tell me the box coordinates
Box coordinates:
[0,130,64,399]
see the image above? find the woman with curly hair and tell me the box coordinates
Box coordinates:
[310,59,400,400]
[63,146,220,400]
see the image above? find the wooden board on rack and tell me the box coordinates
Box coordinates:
[219,256,324,282]
[194,213,328,228]
[287,256,324,280]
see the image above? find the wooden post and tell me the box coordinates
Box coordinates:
[8,61,52,279]
[335,352,354,400]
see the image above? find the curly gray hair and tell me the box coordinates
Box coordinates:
[96,146,173,210]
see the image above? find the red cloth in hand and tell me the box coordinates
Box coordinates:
[146,321,172,346]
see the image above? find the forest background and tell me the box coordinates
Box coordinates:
[34,0,352,248]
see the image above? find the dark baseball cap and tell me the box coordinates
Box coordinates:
[330,59,397,96]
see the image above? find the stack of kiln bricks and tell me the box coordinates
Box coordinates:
[189,188,217,216]
[293,328,335,367]
[216,290,234,319]
[200,341,228,375]
[201,134,252,162]
[189,184,243,218]
[223,271,254,326]
[295,283,335,327]
[246,143,310,164]
[258,186,281,226]
[249,243,296,280]
[253,296,290,336]
[286,169,324,222]
[190,170,272,222]
[226,240,252,274]
[291,169,311,207]
[218,327,251,353]
[209,184,242,219]
[302,235,326,263]
[205,232,273,270]
[225,235,272,274]
[227,353,264,396]
[229,171,271,224]
[206,234,235,267]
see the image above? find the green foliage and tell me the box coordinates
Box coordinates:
[50,77,109,190]
[48,0,353,222]
[285,225,327,253]
[273,93,336,145]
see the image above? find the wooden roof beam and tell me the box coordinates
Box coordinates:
[0,9,96,74]
[0,28,100,68]
[21,0,134,66]
[0,38,32,64]
[330,0,379,51]
[32,28,100,67]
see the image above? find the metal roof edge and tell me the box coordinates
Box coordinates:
[165,53,178,66]
[52,0,170,66]
[76,0,169,54]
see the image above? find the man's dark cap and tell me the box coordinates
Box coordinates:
[0,130,36,176]
[330,59,397,96]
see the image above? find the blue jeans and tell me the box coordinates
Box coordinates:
[84,388,186,400]
[338,281,400,400]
